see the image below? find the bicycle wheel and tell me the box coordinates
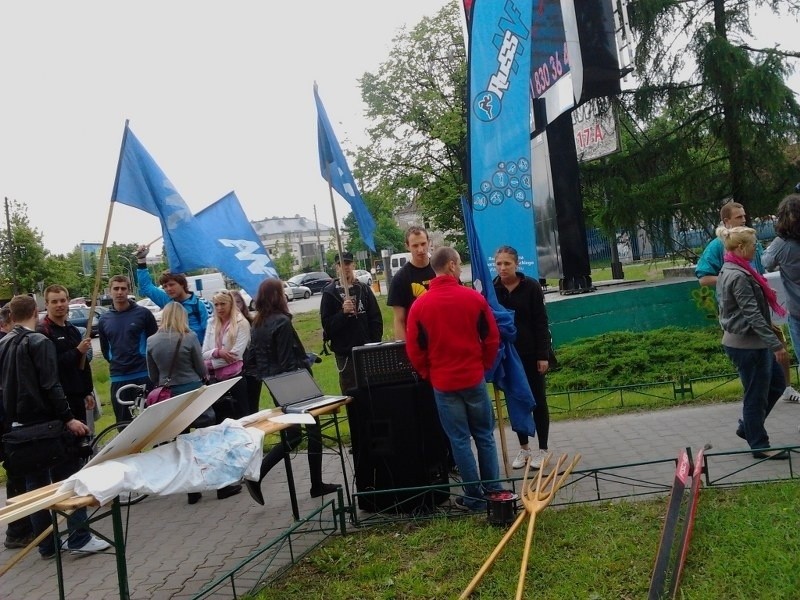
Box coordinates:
[90,421,149,506]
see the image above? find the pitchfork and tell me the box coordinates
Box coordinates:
[459,452,581,600]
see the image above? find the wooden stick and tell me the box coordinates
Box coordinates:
[493,385,510,479]
[0,513,70,578]
[0,490,75,528]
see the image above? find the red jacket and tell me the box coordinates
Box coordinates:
[406,275,499,392]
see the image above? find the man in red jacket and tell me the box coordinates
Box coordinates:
[405,247,503,511]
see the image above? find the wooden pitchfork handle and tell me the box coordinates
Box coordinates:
[516,453,581,600]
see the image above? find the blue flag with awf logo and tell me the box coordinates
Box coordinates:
[313,84,376,251]
[194,191,279,297]
[110,123,205,273]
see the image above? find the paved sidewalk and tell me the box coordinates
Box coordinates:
[2,400,799,599]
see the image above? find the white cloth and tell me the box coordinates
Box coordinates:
[59,420,264,505]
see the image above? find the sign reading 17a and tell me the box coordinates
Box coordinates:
[532,42,569,97]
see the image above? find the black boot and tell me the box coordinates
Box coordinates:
[245,480,264,505]
[310,482,340,498]
[217,484,242,500]
[187,492,202,505]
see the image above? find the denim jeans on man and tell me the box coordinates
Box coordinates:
[433,382,503,509]
[26,455,91,556]
[723,345,785,449]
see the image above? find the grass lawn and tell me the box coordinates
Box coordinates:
[253,481,800,599]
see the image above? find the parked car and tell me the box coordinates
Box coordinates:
[136,298,163,324]
[287,272,332,295]
[67,306,100,336]
[354,269,373,286]
[282,281,312,302]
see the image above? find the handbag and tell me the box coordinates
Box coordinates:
[2,420,69,471]
[207,359,244,382]
[145,336,183,407]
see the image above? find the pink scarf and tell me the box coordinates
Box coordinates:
[723,251,786,317]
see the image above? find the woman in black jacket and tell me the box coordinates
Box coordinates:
[244,279,339,505]
[493,245,553,471]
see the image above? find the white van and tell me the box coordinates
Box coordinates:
[186,272,227,298]
[390,252,412,277]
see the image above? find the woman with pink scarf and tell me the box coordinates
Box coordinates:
[717,226,790,459]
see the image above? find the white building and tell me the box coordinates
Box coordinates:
[251,215,345,272]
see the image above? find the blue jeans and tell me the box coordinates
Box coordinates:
[788,315,800,366]
[433,382,502,508]
[26,457,91,556]
[723,346,785,450]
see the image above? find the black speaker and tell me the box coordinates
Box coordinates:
[349,380,450,513]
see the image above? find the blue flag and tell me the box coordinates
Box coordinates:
[194,191,279,297]
[461,196,535,437]
[111,124,206,273]
[468,0,538,280]
[313,84,376,251]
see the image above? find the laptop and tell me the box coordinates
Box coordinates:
[263,369,348,414]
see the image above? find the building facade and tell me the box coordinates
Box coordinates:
[251,215,343,273]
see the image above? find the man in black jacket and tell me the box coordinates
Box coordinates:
[37,285,95,427]
[0,295,109,559]
[320,252,383,394]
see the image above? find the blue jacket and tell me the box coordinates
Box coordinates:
[696,236,764,280]
[98,300,158,383]
[137,267,209,343]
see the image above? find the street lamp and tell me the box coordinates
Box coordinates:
[119,255,137,297]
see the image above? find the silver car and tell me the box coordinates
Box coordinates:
[283,281,311,301]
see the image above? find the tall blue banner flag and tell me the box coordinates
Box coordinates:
[461,197,535,437]
[194,192,279,298]
[111,124,206,273]
[313,84,376,251]
[468,0,538,280]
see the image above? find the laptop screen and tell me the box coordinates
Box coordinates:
[263,369,323,406]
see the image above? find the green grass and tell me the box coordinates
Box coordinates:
[253,482,800,600]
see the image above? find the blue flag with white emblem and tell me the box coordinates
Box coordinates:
[194,191,279,297]
[111,124,205,273]
[313,84,376,251]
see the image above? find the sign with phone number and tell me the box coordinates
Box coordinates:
[530,0,570,99]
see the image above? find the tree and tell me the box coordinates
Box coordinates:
[0,200,50,297]
[341,192,406,257]
[595,0,800,236]
[354,0,468,248]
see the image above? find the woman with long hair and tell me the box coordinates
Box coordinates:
[244,278,339,505]
[762,193,800,385]
[146,303,206,397]
[717,226,789,459]
[148,303,242,503]
[493,245,553,470]
[202,289,251,421]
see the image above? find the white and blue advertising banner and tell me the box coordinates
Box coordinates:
[468,0,538,279]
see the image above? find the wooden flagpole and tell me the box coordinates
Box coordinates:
[79,120,130,368]
[493,384,510,478]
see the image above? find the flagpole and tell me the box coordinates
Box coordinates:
[493,384,510,479]
[79,120,130,367]
[324,161,350,303]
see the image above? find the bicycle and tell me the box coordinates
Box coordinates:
[89,382,150,506]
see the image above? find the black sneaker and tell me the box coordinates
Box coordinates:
[4,533,35,549]
[752,449,790,460]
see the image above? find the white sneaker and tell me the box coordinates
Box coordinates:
[511,448,532,469]
[69,534,111,556]
[529,449,548,470]
[780,386,800,403]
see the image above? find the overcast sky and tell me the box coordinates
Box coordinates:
[0,0,451,256]
[0,2,797,257]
